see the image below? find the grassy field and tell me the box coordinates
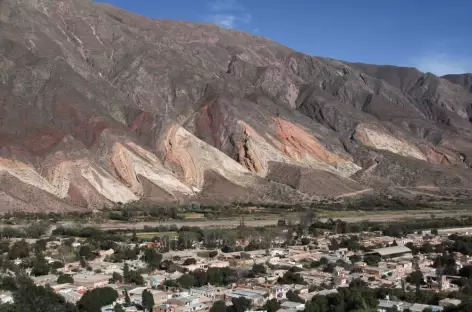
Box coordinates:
[315,209,463,219]
[178,213,205,220]
[131,231,179,239]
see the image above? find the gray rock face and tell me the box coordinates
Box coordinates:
[1,0,472,210]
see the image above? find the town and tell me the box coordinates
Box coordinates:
[0,214,472,312]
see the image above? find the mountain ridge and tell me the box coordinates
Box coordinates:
[1,0,472,211]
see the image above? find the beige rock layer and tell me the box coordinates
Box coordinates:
[355,124,427,161]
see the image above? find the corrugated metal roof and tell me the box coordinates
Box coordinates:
[372,245,412,256]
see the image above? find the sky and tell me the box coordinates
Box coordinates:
[97,0,472,76]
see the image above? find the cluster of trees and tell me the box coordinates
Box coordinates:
[123,263,145,285]
[165,267,238,289]
[277,267,305,285]
[210,298,252,312]
[305,282,378,312]
[0,222,50,239]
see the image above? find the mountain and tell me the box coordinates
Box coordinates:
[1,0,472,211]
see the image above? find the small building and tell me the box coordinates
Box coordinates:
[438,298,461,307]
[73,274,112,289]
[227,288,268,307]
[150,290,169,304]
[0,291,13,304]
[31,274,57,286]
[189,285,228,301]
[153,304,179,312]
[280,301,305,311]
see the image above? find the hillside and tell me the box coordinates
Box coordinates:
[1,0,472,211]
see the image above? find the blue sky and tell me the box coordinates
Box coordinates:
[97,0,472,75]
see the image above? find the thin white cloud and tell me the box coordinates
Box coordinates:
[207,0,242,12]
[208,14,237,28]
[205,0,253,29]
[410,53,472,76]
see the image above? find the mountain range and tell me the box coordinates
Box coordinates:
[1,0,472,211]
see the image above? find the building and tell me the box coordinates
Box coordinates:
[167,295,210,312]
[439,298,461,308]
[189,285,228,301]
[154,304,179,312]
[73,274,111,289]
[370,246,412,260]
[226,288,268,307]
[0,292,13,304]
[280,301,305,311]
[150,290,169,304]
[31,274,57,286]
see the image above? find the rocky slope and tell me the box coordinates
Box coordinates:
[1,0,472,211]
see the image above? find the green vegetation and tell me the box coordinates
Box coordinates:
[77,287,118,312]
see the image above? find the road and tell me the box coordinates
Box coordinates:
[71,211,472,230]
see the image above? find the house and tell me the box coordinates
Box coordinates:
[150,289,169,304]
[73,273,112,289]
[189,285,228,301]
[439,298,461,307]
[0,291,13,304]
[168,295,209,312]
[148,274,168,288]
[208,261,230,269]
[59,289,83,304]
[226,288,268,307]
[154,304,179,312]
[31,274,57,286]
[280,301,305,311]
[363,266,392,279]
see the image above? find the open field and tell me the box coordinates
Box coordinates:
[133,231,179,239]
[74,210,472,230]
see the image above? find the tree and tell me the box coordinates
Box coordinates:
[409,270,424,294]
[251,264,266,275]
[286,290,304,303]
[57,274,74,284]
[0,276,18,291]
[421,242,434,254]
[124,290,131,305]
[363,254,381,266]
[301,238,310,245]
[328,239,339,251]
[0,240,10,254]
[229,297,251,312]
[31,253,50,276]
[183,258,197,265]
[128,270,145,285]
[113,304,125,312]
[210,300,227,312]
[142,248,162,270]
[13,280,78,312]
[349,254,362,264]
[277,271,304,285]
[77,287,118,312]
[79,257,88,268]
[79,245,96,261]
[123,263,130,283]
[8,240,29,259]
[459,266,472,278]
[263,299,280,312]
[142,289,155,312]
[177,274,196,288]
[111,272,123,283]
